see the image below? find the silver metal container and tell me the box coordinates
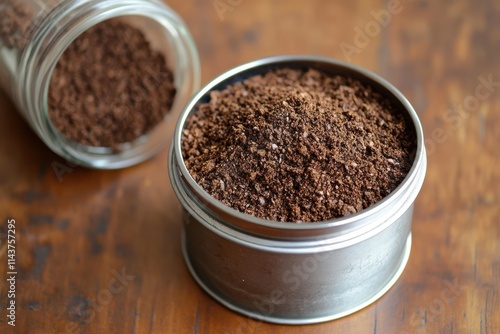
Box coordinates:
[169,55,426,324]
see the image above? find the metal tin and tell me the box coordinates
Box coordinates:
[169,55,426,324]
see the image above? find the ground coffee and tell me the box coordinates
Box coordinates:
[1,2,176,148]
[48,19,176,147]
[182,68,416,222]
[0,1,35,49]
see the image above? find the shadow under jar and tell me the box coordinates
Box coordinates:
[169,55,427,324]
[0,0,199,168]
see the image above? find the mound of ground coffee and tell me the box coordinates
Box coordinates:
[182,68,416,223]
[48,19,176,147]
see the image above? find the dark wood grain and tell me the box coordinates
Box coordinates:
[0,0,499,333]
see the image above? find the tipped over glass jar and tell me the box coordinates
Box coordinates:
[0,0,200,168]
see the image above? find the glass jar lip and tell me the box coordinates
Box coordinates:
[23,0,200,168]
[171,55,427,234]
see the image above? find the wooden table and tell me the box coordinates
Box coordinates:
[1,0,498,333]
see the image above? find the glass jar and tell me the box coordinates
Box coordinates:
[0,0,200,168]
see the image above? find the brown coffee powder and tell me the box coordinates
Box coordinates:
[48,19,176,147]
[182,68,416,223]
[0,1,35,49]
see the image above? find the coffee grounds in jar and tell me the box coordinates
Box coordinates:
[182,68,416,223]
[48,19,176,148]
[0,1,36,49]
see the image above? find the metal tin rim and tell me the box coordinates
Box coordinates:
[171,55,426,237]
[170,149,424,249]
